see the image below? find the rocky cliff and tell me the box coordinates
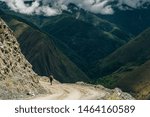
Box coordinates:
[0,18,45,99]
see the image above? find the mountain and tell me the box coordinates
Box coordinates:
[0,11,89,83]
[96,28,150,76]
[98,8,150,35]
[0,18,45,99]
[118,60,150,99]
[0,3,132,79]
[38,5,132,78]
[1,1,148,99]
[0,17,135,100]
[96,28,150,99]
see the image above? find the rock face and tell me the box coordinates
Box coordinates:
[105,88,135,100]
[76,82,134,100]
[0,18,45,99]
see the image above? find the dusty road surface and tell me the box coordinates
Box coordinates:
[30,80,134,100]
[31,81,108,100]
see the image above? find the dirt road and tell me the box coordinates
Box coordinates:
[30,80,134,100]
[31,81,108,100]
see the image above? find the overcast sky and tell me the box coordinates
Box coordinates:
[0,0,150,16]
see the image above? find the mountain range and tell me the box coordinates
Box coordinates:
[1,3,132,78]
[0,1,150,99]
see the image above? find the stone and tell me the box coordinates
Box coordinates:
[27,91,35,96]
[0,18,46,99]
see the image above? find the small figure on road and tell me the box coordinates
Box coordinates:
[49,74,54,85]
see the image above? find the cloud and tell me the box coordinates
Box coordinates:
[1,0,62,16]
[116,0,150,9]
[0,0,150,16]
[68,0,114,14]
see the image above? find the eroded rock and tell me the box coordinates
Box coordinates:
[0,18,46,99]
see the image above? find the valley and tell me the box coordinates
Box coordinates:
[0,0,150,99]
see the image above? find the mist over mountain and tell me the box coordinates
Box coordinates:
[0,2,133,79]
[0,0,150,16]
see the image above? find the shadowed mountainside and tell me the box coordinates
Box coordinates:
[0,12,89,83]
[0,17,134,100]
[39,7,132,78]
[98,8,150,35]
[0,6,132,79]
[96,28,150,99]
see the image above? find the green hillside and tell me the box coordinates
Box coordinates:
[96,28,150,99]
[0,8,132,79]
[96,28,150,77]
[39,10,132,78]
[0,13,89,83]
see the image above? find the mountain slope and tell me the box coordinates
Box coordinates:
[0,13,89,83]
[98,8,150,35]
[39,8,132,78]
[0,18,45,99]
[0,4,132,79]
[0,17,134,100]
[96,28,150,99]
[118,60,150,99]
[97,28,150,76]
